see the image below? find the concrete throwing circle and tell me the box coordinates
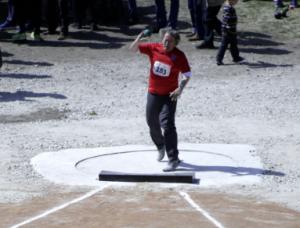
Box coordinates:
[31,143,262,187]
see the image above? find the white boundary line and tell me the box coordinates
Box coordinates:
[179,191,225,228]
[10,186,105,228]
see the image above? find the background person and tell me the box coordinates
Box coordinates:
[196,0,224,49]
[154,0,180,32]
[216,0,244,65]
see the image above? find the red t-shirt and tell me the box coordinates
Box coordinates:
[138,43,191,95]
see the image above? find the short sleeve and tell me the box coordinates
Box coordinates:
[138,43,154,56]
[179,53,191,74]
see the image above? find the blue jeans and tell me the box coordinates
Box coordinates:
[193,0,205,39]
[188,0,195,29]
[203,5,222,45]
[0,0,15,28]
[274,0,298,7]
[155,0,179,29]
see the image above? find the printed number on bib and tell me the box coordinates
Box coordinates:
[153,61,171,77]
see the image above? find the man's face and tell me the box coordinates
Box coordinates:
[162,33,176,52]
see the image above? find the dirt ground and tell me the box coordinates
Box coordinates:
[1,0,300,227]
[1,187,300,228]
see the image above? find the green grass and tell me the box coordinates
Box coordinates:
[237,1,300,40]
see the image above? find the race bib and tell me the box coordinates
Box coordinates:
[153,61,171,77]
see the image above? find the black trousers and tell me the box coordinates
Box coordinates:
[73,0,97,25]
[146,92,179,162]
[14,0,41,34]
[216,31,240,62]
[203,5,222,45]
[46,0,69,34]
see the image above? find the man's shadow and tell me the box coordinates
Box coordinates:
[177,161,284,176]
[174,161,285,184]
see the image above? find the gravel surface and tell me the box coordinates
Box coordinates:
[0,0,300,211]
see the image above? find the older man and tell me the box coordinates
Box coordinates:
[130,29,192,171]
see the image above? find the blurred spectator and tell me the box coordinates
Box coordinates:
[128,0,139,25]
[45,0,70,40]
[187,0,197,36]
[72,0,99,30]
[0,0,15,31]
[12,0,43,42]
[154,0,179,32]
[196,0,224,49]
[187,0,206,41]
[0,48,2,68]
[274,0,298,8]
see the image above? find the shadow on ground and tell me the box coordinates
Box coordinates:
[177,161,285,177]
[0,90,67,102]
[0,73,52,79]
[0,108,68,123]
[3,60,53,66]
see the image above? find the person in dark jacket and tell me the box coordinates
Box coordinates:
[196,0,223,49]
[216,0,243,65]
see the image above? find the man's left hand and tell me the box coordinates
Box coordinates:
[170,88,182,101]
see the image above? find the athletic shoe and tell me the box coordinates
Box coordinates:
[30,32,43,41]
[163,159,180,172]
[186,31,197,38]
[196,42,215,49]
[217,61,224,66]
[58,32,67,40]
[233,56,245,63]
[157,145,165,161]
[188,34,201,41]
[12,32,26,42]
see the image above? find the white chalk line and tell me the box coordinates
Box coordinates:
[179,191,225,228]
[10,186,106,228]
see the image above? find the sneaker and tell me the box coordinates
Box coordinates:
[163,159,181,172]
[58,32,67,40]
[233,56,245,63]
[217,61,224,66]
[196,42,215,49]
[188,34,201,41]
[186,31,197,38]
[30,32,43,41]
[71,23,82,29]
[12,32,26,42]
[157,145,165,161]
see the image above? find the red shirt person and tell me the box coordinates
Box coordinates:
[130,29,191,172]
